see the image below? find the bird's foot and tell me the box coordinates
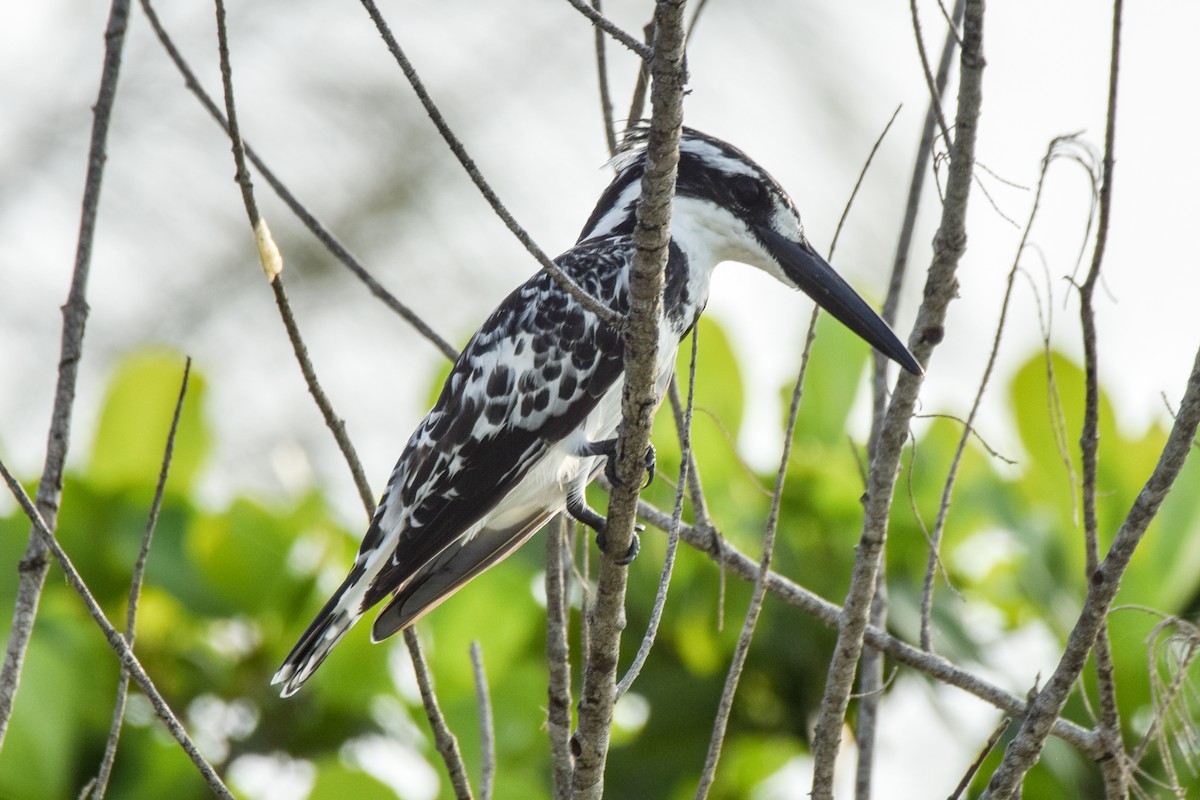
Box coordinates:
[595,526,641,565]
[566,493,641,565]
[584,438,656,489]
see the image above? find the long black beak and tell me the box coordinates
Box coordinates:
[757,227,923,376]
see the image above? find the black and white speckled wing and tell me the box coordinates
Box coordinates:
[273,240,633,695]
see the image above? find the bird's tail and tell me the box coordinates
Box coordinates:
[272,566,372,697]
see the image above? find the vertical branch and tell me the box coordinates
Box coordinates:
[809,1,985,795]
[590,0,618,158]
[1076,1,1127,795]
[405,629,475,800]
[470,642,496,800]
[546,516,574,800]
[616,328,699,697]
[871,0,965,454]
[90,361,192,799]
[570,2,688,796]
[0,0,131,747]
[980,346,1200,798]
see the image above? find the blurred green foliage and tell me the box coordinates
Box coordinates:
[1,328,1198,799]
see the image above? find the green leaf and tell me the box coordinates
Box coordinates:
[89,349,209,493]
[187,498,296,615]
[791,310,873,449]
[307,756,399,800]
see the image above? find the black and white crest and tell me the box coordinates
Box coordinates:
[273,128,921,697]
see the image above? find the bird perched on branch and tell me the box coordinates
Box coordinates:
[273,127,922,696]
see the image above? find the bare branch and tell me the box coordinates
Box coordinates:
[949,716,1012,799]
[470,641,496,800]
[632,499,1102,758]
[981,346,1200,799]
[563,0,653,60]
[1076,0,1128,791]
[90,361,192,800]
[545,516,574,800]
[919,134,1072,654]
[810,1,985,791]
[358,0,623,329]
[590,0,618,158]
[873,0,965,440]
[0,460,234,798]
[571,4,687,795]
[909,0,954,148]
[211,8,474,792]
[617,328,699,697]
[825,104,906,800]
[982,3,1131,795]
[270,279,376,511]
[138,0,457,361]
[0,0,131,748]
[696,307,820,799]
[405,629,475,800]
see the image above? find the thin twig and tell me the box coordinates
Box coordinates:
[909,0,954,149]
[696,306,820,799]
[545,516,574,800]
[358,0,622,328]
[405,629,475,800]
[832,105,902,251]
[871,0,964,455]
[1075,0,1127,793]
[624,21,655,135]
[562,0,653,60]
[0,460,234,798]
[617,328,699,697]
[90,361,192,800]
[590,0,618,158]
[980,345,1200,799]
[825,104,905,800]
[213,0,375,512]
[809,1,984,794]
[918,135,1066,654]
[212,7,473,792]
[470,641,496,800]
[1129,614,1200,773]
[270,279,375,511]
[138,0,457,361]
[571,5,687,796]
[0,0,132,748]
[948,716,1012,799]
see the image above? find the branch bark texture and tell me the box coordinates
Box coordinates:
[981,347,1200,798]
[0,0,131,748]
[809,1,985,795]
[570,3,687,796]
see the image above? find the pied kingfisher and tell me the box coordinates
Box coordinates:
[273,127,922,696]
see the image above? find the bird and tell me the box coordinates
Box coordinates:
[272,126,922,697]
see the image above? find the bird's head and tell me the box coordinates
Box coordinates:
[578,126,922,376]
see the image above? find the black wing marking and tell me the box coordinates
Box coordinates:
[357,240,632,615]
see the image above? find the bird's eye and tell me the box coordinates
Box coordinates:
[731,176,766,208]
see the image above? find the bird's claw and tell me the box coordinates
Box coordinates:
[602,442,656,490]
[595,525,641,565]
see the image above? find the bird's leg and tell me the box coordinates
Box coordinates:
[565,487,641,565]
[580,437,656,489]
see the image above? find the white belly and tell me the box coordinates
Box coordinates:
[473,331,680,537]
